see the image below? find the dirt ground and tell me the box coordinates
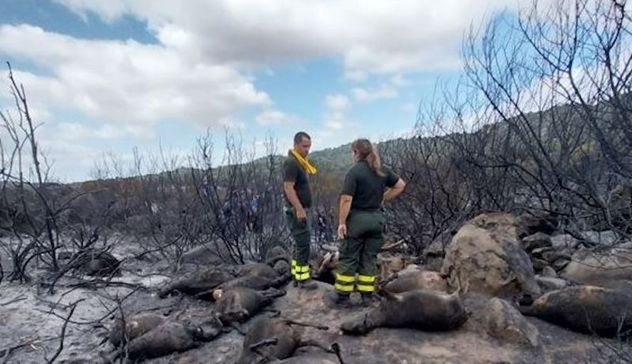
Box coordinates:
[1,238,631,364]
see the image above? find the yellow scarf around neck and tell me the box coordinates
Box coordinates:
[290,149,317,175]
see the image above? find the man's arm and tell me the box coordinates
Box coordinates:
[383,179,406,203]
[337,194,353,239]
[283,182,306,221]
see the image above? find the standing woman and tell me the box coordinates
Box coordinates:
[330,139,406,307]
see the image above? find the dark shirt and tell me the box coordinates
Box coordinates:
[341,161,399,211]
[283,153,312,208]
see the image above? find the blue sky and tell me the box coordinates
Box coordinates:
[0,0,527,182]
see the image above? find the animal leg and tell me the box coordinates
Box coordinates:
[285,319,329,330]
[263,308,281,317]
[262,287,286,298]
[299,339,338,354]
[230,322,247,335]
[250,337,280,363]
[331,342,345,364]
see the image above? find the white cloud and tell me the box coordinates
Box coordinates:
[344,69,368,82]
[0,24,271,136]
[2,0,543,181]
[352,84,398,102]
[255,109,300,126]
[324,120,345,131]
[54,122,128,140]
[321,93,357,138]
[54,0,522,75]
[325,94,351,113]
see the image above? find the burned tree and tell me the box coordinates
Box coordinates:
[190,132,289,264]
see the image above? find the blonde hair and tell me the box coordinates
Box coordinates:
[352,138,385,177]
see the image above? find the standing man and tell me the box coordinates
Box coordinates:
[283,131,318,289]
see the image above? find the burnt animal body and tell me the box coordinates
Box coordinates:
[518,285,632,337]
[158,267,234,298]
[265,246,290,266]
[236,318,333,364]
[238,263,281,280]
[108,313,165,347]
[218,267,287,292]
[383,270,448,293]
[123,321,205,360]
[341,289,468,335]
[215,287,285,324]
[66,248,120,277]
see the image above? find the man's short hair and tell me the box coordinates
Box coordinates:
[293,131,311,145]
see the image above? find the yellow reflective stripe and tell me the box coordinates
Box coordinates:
[357,275,376,284]
[291,260,297,267]
[296,265,310,273]
[357,284,375,293]
[295,272,310,281]
[334,283,354,292]
[335,273,355,283]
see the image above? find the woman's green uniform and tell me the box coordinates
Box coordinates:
[335,161,399,295]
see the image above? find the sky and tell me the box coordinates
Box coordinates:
[0,0,534,182]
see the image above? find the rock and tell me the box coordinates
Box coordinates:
[441,213,540,297]
[550,234,581,250]
[535,276,568,291]
[481,297,539,347]
[551,258,571,272]
[530,247,555,259]
[541,251,571,265]
[531,258,549,273]
[521,233,553,253]
[516,213,557,237]
[580,231,619,246]
[541,266,557,278]
[561,244,632,284]
[424,256,443,273]
[424,229,459,272]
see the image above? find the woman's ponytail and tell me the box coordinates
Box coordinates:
[351,139,385,177]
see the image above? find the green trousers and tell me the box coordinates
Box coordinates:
[335,210,384,294]
[285,207,312,265]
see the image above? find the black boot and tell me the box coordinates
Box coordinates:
[325,291,351,308]
[359,293,380,307]
[298,279,318,290]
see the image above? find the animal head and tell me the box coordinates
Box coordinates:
[185,325,205,341]
[340,313,372,335]
[265,246,289,266]
[212,289,223,301]
[220,308,250,323]
[378,255,408,281]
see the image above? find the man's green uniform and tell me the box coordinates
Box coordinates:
[283,152,313,283]
[335,161,399,295]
